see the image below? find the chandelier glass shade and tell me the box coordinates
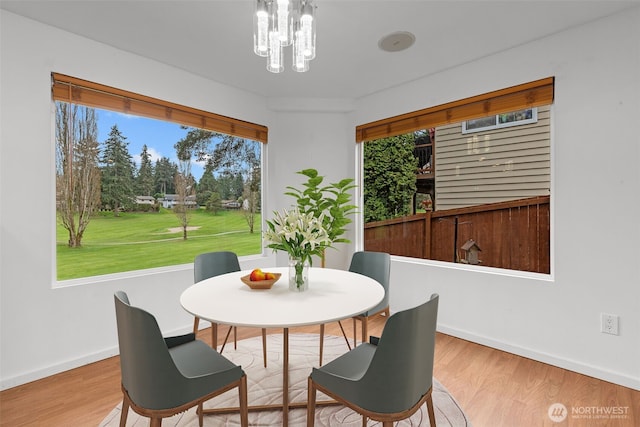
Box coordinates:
[253,0,316,73]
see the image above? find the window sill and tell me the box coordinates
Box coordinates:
[391,255,554,283]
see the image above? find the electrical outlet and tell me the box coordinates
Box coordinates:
[601,313,619,335]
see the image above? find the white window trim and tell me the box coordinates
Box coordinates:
[356,104,554,281]
[462,107,538,134]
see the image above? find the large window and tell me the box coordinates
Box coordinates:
[359,78,553,274]
[53,73,267,281]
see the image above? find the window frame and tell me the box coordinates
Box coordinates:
[52,73,268,143]
[52,73,268,286]
[356,78,555,279]
[356,77,553,142]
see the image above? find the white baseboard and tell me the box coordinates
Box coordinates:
[1,325,193,391]
[1,347,120,391]
[437,324,640,391]
[4,324,638,392]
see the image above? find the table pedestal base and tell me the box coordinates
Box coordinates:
[201,328,341,426]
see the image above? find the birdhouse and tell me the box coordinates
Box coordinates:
[461,239,482,265]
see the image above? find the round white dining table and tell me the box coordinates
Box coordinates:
[180,266,385,426]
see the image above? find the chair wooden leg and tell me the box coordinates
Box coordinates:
[220,325,233,354]
[261,328,268,367]
[239,375,249,427]
[362,415,367,427]
[426,394,436,427]
[193,317,200,334]
[361,316,369,345]
[197,402,204,427]
[319,324,324,366]
[233,326,237,349]
[382,422,393,427]
[307,377,317,427]
[211,323,218,350]
[150,417,162,427]
[337,320,352,350]
[353,317,358,347]
[119,395,129,427]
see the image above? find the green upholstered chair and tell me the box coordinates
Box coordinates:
[319,251,391,365]
[308,293,439,427]
[348,251,391,345]
[192,251,268,367]
[114,291,248,427]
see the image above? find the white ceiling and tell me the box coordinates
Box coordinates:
[2,0,638,99]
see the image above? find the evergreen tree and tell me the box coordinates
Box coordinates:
[175,128,261,225]
[198,165,218,192]
[213,136,261,232]
[197,164,218,206]
[217,172,241,200]
[136,144,155,197]
[100,124,135,216]
[206,191,222,214]
[363,133,418,222]
[153,156,177,195]
[232,173,244,199]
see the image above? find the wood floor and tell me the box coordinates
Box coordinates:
[1,316,638,426]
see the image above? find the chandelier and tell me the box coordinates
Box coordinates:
[253,0,317,73]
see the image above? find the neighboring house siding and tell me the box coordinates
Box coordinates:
[136,196,155,205]
[160,194,197,208]
[435,105,551,210]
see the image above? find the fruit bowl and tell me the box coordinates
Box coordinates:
[240,273,281,290]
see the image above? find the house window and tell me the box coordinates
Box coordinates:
[53,73,267,282]
[462,108,538,134]
[358,78,553,275]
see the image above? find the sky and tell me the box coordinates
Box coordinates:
[96,109,206,180]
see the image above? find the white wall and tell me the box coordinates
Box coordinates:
[2,7,639,392]
[353,8,640,389]
[266,100,357,270]
[0,11,356,390]
[0,11,278,389]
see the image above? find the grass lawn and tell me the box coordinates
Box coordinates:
[56,208,262,281]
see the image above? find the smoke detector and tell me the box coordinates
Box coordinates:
[378,31,416,52]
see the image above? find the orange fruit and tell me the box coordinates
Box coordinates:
[249,268,265,281]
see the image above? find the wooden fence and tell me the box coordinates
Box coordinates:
[364,195,550,274]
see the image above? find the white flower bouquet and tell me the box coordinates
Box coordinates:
[264,207,332,289]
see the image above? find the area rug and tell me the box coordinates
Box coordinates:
[100,333,471,426]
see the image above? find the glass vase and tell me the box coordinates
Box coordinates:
[288,256,309,292]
